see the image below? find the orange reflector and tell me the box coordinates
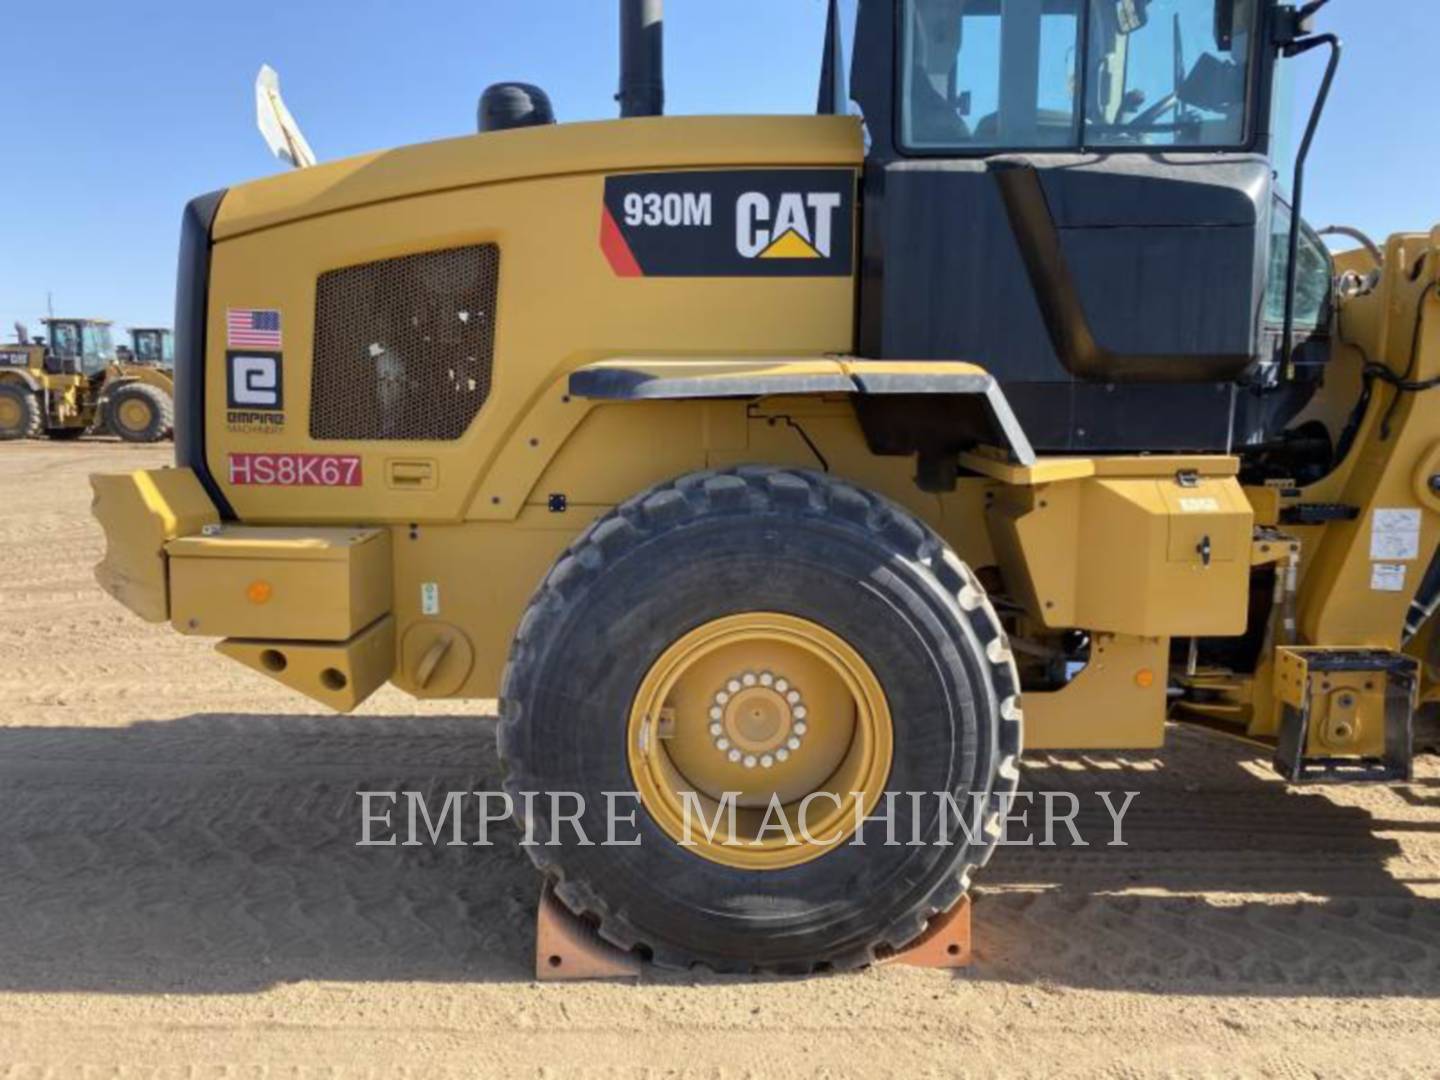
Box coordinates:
[246,581,274,605]
[1134,669,1155,689]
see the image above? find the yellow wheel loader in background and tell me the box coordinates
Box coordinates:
[92,0,1438,972]
[1,319,175,442]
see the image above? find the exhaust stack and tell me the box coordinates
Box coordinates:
[618,0,664,118]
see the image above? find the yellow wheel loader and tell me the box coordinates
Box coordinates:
[0,319,175,442]
[91,0,1437,972]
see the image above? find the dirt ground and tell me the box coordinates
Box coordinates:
[0,440,1437,1078]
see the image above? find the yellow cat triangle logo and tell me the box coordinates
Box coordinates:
[759,228,822,259]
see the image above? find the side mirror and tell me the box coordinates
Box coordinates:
[1273,0,1332,50]
[1114,0,1149,35]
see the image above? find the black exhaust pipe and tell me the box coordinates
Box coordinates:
[618,0,664,118]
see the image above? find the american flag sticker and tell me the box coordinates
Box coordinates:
[227,308,283,349]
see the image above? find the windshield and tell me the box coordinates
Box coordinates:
[899,0,1258,151]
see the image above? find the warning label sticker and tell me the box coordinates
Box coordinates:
[1179,497,1221,513]
[1371,563,1408,592]
[1370,508,1421,561]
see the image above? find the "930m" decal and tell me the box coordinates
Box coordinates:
[601,169,855,278]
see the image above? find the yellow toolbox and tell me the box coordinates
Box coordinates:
[166,526,392,641]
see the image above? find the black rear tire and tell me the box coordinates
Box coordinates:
[500,467,1022,973]
[107,383,174,443]
[0,384,41,440]
[46,426,86,441]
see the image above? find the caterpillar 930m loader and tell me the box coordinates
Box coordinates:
[1,318,175,442]
[91,0,1437,971]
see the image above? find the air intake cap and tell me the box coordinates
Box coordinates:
[478,83,556,132]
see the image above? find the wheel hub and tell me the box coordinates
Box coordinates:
[627,612,893,870]
[710,672,806,768]
[118,399,151,431]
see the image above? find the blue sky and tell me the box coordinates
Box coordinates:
[0,1,1429,336]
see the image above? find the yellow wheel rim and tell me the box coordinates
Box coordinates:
[0,396,20,430]
[628,612,893,870]
[118,399,152,432]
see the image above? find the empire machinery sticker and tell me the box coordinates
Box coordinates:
[228,453,363,487]
[600,169,855,278]
[226,308,286,433]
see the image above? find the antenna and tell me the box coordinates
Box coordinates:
[255,64,318,169]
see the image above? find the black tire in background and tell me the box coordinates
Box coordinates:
[107,383,174,443]
[0,384,41,440]
[500,467,1022,973]
[46,426,87,441]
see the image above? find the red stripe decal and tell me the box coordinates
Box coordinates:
[600,206,644,278]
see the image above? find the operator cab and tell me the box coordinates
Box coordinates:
[847,0,1335,454]
[42,319,116,378]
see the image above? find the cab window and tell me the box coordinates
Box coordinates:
[899,0,1257,152]
[1264,201,1332,331]
[1085,0,1255,147]
[80,324,115,376]
[50,323,81,359]
[902,0,1082,149]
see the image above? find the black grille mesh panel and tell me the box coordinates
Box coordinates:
[310,245,499,441]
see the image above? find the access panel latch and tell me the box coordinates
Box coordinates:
[1273,647,1418,784]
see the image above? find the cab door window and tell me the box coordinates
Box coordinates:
[902,0,1083,150]
[1085,0,1255,147]
[80,324,114,376]
[49,322,81,360]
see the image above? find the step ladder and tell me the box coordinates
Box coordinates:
[1273,647,1419,784]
